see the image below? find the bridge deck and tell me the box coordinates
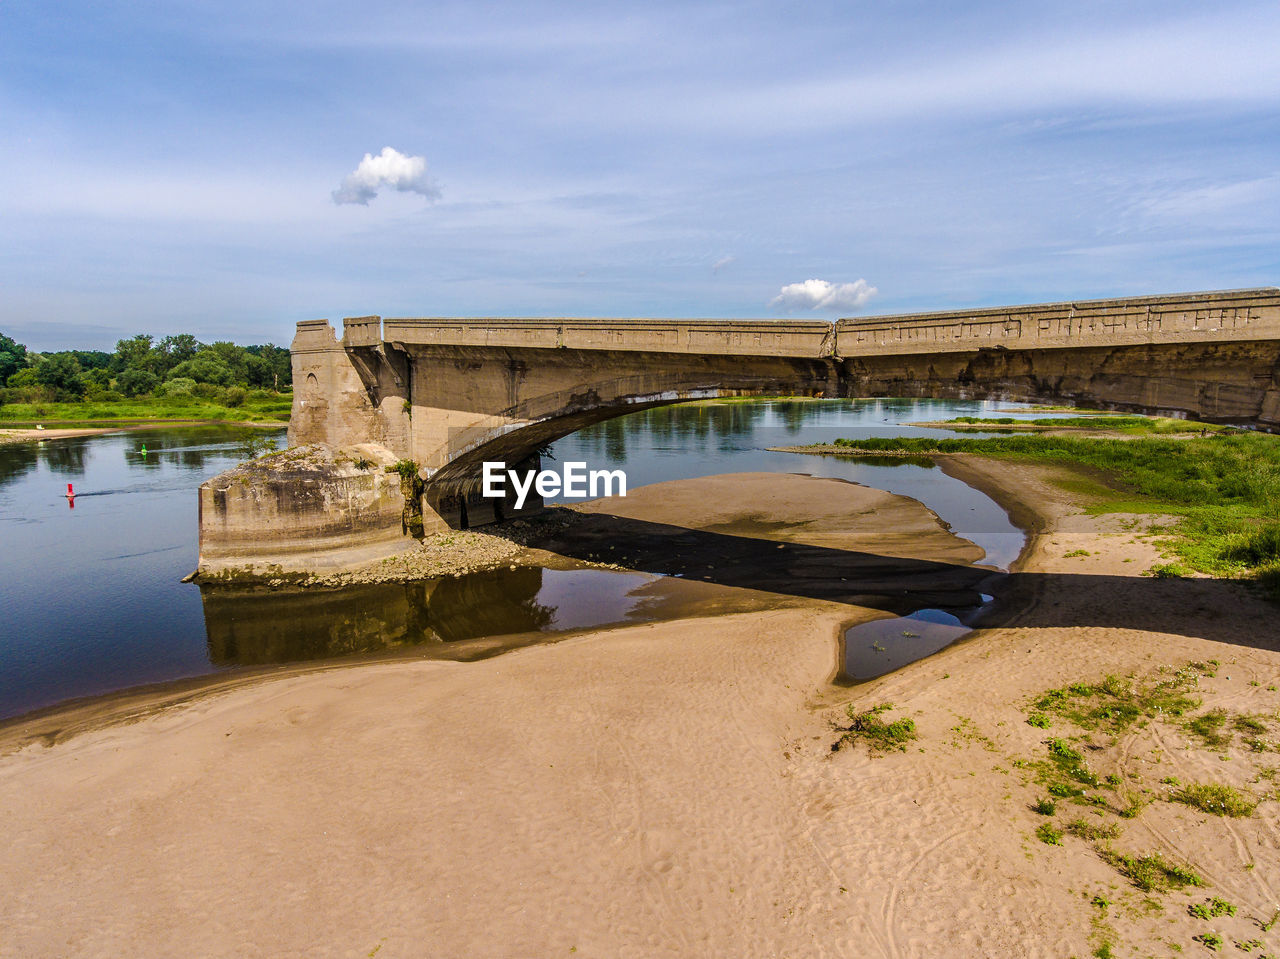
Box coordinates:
[340,287,1280,358]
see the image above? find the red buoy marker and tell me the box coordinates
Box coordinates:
[65,483,74,498]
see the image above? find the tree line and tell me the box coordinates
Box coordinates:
[0,331,291,404]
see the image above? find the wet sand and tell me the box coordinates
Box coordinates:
[2,464,1279,958]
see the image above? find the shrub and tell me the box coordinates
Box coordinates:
[832,702,918,753]
[224,385,247,408]
[159,377,197,397]
[1222,522,1280,566]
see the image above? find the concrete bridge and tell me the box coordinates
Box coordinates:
[197,287,1280,574]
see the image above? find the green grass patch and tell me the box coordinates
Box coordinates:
[824,432,1280,597]
[1032,668,1204,734]
[943,415,1229,433]
[1035,822,1063,845]
[1233,714,1269,735]
[832,702,918,753]
[1098,849,1205,892]
[1170,783,1258,817]
[0,393,292,424]
[1187,709,1231,748]
[1066,817,1122,841]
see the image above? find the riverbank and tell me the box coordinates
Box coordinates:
[0,419,285,445]
[2,462,1278,957]
[779,432,1280,601]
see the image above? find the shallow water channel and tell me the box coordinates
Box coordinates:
[0,400,1033,720]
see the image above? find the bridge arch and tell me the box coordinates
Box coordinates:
[286,289,1280,532]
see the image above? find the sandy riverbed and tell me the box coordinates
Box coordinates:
[1,461,1278,958]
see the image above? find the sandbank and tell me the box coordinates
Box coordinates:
[2,463,1278,958]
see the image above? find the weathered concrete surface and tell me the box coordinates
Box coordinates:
[196,443,412,577]
[295,289,1280,522]
[839,340,1280,422]
[197,288,1280,573]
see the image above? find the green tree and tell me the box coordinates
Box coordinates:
[168,356,233,385]
[111,334,157,374]
[200,341,249,383]
[115,368,159,397]
[0,332,27,385]
[246,343,291,389]
[34,353,87,398]
[156,334,201,375]
[65,350,112,371]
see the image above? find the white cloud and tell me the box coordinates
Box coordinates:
[332,147,440,205]
[770,278,877,312]
[712,255,735,273]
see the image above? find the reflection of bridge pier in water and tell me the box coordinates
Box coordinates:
[201,566,553,667]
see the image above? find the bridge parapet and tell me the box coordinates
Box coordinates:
[343,315,382,348]
[382,317,834,358]
[835,288,1280,356]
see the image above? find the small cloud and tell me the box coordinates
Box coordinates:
[712,255,735,273]
[770,278,877,312]
[332,147,440,206]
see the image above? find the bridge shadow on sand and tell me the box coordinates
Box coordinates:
[514,510,1280,650]
[199,511,1279,671]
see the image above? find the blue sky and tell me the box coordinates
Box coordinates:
[2,0,1278,350]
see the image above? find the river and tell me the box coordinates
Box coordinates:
[0,399,1037,720]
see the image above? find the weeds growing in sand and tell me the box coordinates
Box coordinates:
[1098,850,1204,893]
[1193,931,1224,951]
[1066,818,1121,841]
[1032,668,1204,735]
[1234,714,1270,735]
[1032,798,1057,816]
[1170,783,1258,817]
[1188,710,1231,747]
[1188,897,1236,919]
[1026,712,1052,728]
[1035,823,1062,845]
[831,703,917,754]
[1116,789,1150,819]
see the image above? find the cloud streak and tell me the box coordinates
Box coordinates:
[771,278,877,312]
[332,147,440,205]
